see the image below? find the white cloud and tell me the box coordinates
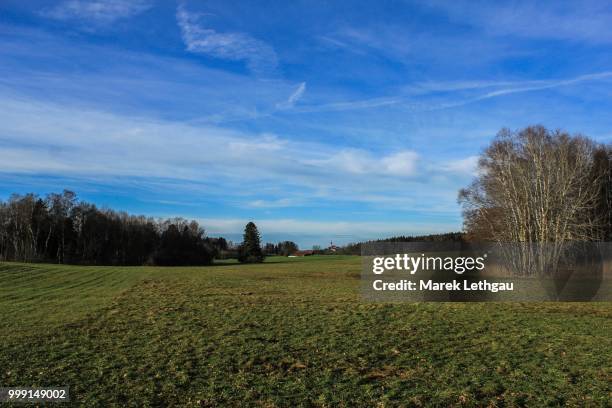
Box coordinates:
[308,149,419,177]
[441,156,479,175]
[381,151,419,176]
[43,0,151,23]
[176,5,278,76]
[325,150,370,174]
[247,198,296,209]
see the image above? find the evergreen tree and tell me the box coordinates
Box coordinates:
[238,222,264,263]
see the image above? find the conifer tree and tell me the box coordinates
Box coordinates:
[238,221,265,263]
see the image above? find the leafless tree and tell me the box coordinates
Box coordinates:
[459,126,610,276]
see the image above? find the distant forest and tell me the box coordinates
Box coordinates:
[0,190,226,265]
[331,232,466,255]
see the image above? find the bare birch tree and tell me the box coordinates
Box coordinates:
[459,126,609,276]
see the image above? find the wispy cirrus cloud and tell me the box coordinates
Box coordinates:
[292,70,612,114]
[428,0,612,44]
[277,82,306,109]
[295,95,404,113]
[42,0,152,24]
[430,71,612,111]
[176,4,278,76]
[247,198,297,209]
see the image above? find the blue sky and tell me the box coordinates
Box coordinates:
[1,1,612,247]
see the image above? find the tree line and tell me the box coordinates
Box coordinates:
[263,241,299,256]
[0,190,227,265]
[330,232,466,255]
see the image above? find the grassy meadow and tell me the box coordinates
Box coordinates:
[0,256,611,407]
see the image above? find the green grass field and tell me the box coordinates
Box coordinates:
[1,256,610,407]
